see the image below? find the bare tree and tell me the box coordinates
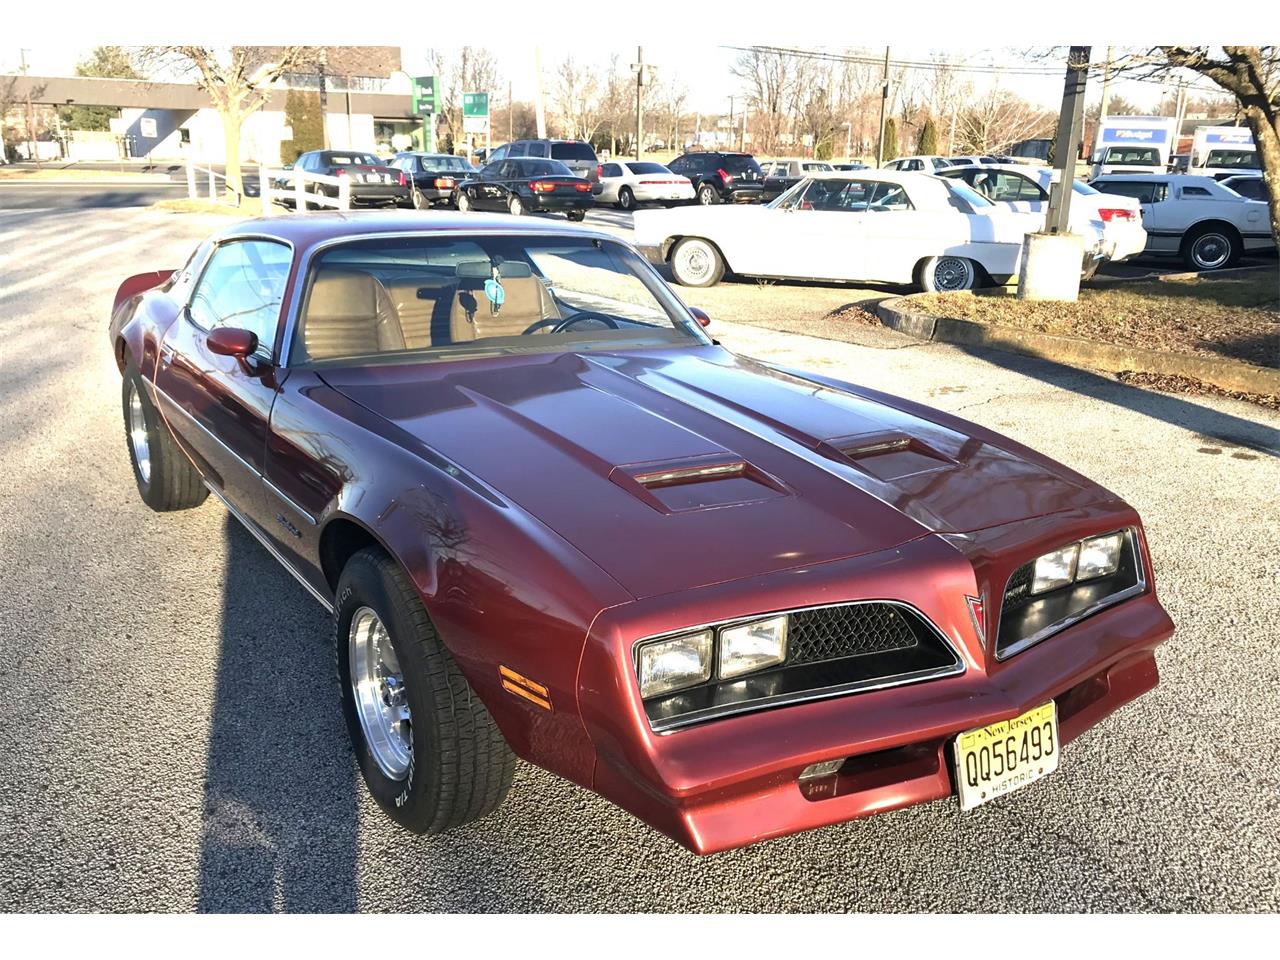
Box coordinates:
[426,47,501,154]
[554,56,605,142]
[136,46,315,198]
[956,86,1054,153]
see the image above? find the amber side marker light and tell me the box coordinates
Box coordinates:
[499,665,552,710]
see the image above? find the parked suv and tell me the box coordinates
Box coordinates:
[667,151,766,204]
[486,139,601,183]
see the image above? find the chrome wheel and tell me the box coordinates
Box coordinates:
[673,239,717,285]
[127,380,151,484]
[933,256,974,291]
[618,187,635,211]
[456,191,470,212]
[349,606,412,781]
[697,185,717,205]
[509,195,524,216]
[1191,232,1231,270]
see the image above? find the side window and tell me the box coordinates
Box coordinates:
[509,142,527,158]
[602,163,622,177]
[489,144,508,162]
[479,161,503,179]
[188,240,292,357]
[1097,181,1157,204]
[1180,185,1211,197]
[982,172,1045,202]
[669,157,688,173]
[526,142,548,158]
[865,181,914,211]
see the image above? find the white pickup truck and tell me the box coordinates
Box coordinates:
[1091,174,1274,270]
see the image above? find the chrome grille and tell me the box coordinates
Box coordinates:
[787,603,921,665]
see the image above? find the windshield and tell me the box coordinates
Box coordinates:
[295,235,708,366]
[944,181,993,211]
[1103,147,1161,166]
[550,142,597,161]
[1205,149,1260,169]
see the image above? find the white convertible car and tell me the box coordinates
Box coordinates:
[633,170,1095,291]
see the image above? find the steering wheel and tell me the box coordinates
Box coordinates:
[521,311,620,335]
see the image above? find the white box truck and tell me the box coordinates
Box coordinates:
[1090,116,1179,179]
[1189,126,1259,179]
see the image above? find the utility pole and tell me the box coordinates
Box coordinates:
[728,94,734,147]
[1098,46,1113,122]
[1045,45,1090,236]
[19,49,30,75]
[631,47,649,161]
[1018,44,1091,303]
[875,46,891,168]
[318,49,330,150]
[508,80,513,142]
[533,46,547,139]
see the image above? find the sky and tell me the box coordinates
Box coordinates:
[2,43,1216,118]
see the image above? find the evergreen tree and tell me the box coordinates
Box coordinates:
[284,87,323,164]
[917,117,939,155]
[61,47,140,131]
[882,117,899,163]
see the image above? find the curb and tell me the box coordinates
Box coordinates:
[1087,263,1276,286]
[875,296,1280,398]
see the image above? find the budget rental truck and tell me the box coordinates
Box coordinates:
[1189,126,1259,179]
[1090,116,1179,179]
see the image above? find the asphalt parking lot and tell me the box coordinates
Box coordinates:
[1,197,1278,913]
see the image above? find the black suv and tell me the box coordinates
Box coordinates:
[486,139,601,183]
[666,151,765,204]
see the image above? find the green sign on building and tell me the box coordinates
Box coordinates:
[412,76,438,116]
[462,92,490,117]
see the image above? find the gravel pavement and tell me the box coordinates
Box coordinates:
[1,201,1278,913]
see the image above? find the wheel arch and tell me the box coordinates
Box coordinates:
[1183,218,1242,243]
[319,513,408,595]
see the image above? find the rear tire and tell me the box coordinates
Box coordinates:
[618,186,636,211]
[121,361,208,512]
[670,237,725,287]
[456,191,472,213]
[334,547,516,834]
[919,255,977,293]
[696,183,720,205]
[566,209,586,222]
[1182,225,1240,271]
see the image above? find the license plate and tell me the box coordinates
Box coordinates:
[954,701,1058,811]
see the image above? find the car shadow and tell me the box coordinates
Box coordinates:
[196,513,358,913]
[951,341,1280,457]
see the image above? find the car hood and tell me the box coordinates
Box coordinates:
[320,346,1109,599]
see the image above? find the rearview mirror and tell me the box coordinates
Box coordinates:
[207,326,259,359]
[689,307,711,329]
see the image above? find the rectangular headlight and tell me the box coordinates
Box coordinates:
[1078,532,1124,580]
[1032,544,1079,594]
[718,615,788,680]
[637,630,713,699]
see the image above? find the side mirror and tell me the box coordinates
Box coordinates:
[207,326,259,359]
[282,162,294,170]
[689,307,711,329]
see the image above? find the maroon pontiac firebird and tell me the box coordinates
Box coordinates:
[109,211,1174,854]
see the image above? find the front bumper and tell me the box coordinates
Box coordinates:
[578,522,1173,855]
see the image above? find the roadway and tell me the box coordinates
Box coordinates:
[0,199,1277,912]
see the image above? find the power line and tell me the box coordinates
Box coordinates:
[724,45,1227,91]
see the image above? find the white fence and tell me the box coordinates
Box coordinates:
[258,167,351,215]
[182,161,351,214]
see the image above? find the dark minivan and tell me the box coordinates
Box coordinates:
[486,139,602,183]
[666,151,765,204]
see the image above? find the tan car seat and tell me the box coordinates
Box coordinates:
[302,269,406,361]
[449,274,559,344]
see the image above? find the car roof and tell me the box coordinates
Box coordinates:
[1094,173,1213,185]
[215,211,618,253]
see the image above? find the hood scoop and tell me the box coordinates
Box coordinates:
[819,431,959,482]
[611,454,788,514]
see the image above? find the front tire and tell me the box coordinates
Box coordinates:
[1182,225,1240,271]
[335,547,515,834]
[670,237,725,287]
[919,255,977,293]
[121,361,208,512]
